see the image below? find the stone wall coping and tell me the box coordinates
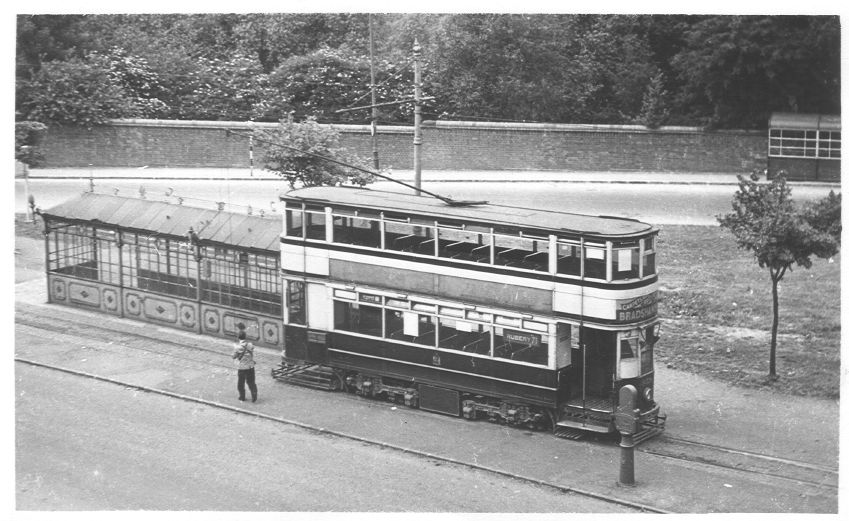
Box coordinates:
[106,118,765,136]
[107,119,414,134]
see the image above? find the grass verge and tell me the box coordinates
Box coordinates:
[657,225,840,399]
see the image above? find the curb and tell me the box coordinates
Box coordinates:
[21,174,839,188]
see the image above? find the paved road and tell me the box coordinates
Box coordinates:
[16,364,627,512]
[15,175,839,226]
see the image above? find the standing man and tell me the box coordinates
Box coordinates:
[233,331,258,403]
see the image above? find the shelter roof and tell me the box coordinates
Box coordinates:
[41,192,280,252]
[769,112,841,131]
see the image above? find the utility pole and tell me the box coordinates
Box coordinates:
[369,14,379,169]
[413,38,423,195]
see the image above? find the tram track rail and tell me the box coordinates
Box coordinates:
[637,436,838,491]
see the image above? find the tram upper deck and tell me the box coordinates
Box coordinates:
[282,186,655,238]
[280,186,659,287]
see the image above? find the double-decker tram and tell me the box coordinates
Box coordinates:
[275,186,665,440]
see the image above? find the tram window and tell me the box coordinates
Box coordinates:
[640,339,654,375]
[334,301,382,337]
[493,327,547,365]
[557,242,581,276]
[385,310,435,346]
[493,234,548,271]
[583,246,607,279]
[643,236,656,276]
[438,318,491,354]
[613,243,640,280]
[384,221,435,255]
[285,208,304,238]
[287,281,306,325]
[304,211,326,241]
[620,339,635,359]
[333,216,380,248]
[438,227,489,262]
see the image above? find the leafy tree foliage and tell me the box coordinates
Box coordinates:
[671,16,841,128]
[18,56,135,127]
[259,117,375,188]
[636,72,671,128]
[717,172,841,377]
[15,13,841,129]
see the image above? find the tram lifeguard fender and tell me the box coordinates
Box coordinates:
[613,385,638,435]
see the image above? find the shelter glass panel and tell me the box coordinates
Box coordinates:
[200,246,281,316]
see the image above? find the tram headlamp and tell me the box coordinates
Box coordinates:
[643,386,653,402]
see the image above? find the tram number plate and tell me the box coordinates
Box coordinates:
[307,331,327,344]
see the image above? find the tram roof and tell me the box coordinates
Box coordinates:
[41,192,281,252]
[282,186,655,237]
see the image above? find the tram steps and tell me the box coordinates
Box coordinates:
[553,427,586,440]
[272,363,337,391]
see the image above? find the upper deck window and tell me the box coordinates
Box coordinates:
[583,244,607,280]
[384,220,435,254]
[305,209,326,240]
[612,240,640,281]
[438,226,490,262]
[333,215,381,248]
[642,236,656,277]
[285,207,303,238]
[493,232,548,272]
[557,241,581,276]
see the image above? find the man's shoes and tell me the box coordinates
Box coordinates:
[251,394,257,403]
[238,397,246,402]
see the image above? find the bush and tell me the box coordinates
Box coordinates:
[15,121,48,167]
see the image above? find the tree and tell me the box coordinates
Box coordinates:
[17,55,135,127]
[636,72,671,128]
[671,16,841,129]
[259,117,375,188]
[717,171,841,378]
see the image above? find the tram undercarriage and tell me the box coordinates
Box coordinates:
[272,359,664,442]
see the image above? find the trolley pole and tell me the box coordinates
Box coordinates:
[614,384,638,486]
[412,38,423,195]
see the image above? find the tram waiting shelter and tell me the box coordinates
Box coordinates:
[40,191,284,348]
[768,113,841,182]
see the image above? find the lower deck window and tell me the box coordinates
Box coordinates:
[438,319,491,355]
[494,328,548,364]
[330,295,550,366]
[334,301,383,336]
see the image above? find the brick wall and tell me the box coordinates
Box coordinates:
[38,119,768,173]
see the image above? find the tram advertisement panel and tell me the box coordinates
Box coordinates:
[616,292,658,323]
